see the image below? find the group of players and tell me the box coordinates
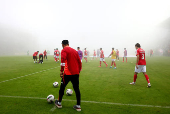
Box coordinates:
[33,50,47,64]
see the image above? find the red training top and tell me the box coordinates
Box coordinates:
[60,46,82,75]
[136,48,146,65]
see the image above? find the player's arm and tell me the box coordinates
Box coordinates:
[60,50,66,78]
[136,55,139,69]
[108,52,112,57]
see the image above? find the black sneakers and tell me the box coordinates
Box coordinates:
[73,105,81,112]
[54,100,62,108]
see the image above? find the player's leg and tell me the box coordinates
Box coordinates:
[35,56,37,63]
[42,55,43,63]
[143,66,151,87]
[99,58,102,67]
[71,75,81,111]
[110,60,113,68]
[113,60,116,69]
[130,72,138,85]
[126,57,127,62]
[123,57,124,62]
[56,76,70,108]
[118,56,119,61]
[103,59,108,67]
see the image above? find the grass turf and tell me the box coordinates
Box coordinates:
[0,56,170,114]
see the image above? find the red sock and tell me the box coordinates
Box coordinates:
[111,61,113,66]
[114,62,116,67]
[145,74,150,83]
[58,58,59,61]
[134,75,137,82]
[126,58,127,62]
[123,57,124,61]
[100,61,101,66]
[103,61,107,65]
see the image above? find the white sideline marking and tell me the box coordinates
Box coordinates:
[0,67,57,84]
[50,106,56,112]
[0,95,169,109]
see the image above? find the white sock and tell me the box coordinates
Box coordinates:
[58,102,61,105]
[148,83,150,85]
[76,105,80,108]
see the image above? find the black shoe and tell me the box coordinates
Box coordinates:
[54,100,62,108]
[73,105,81,111]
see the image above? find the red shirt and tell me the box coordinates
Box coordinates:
[43,51,47,56]
[84,50,87,56]
[136,48,146,65]
[39,53,43,57]
[100,50,104,58]
[93,51,96,56]
[55,50,60,56]
[116,50,119,55]
[60,46,82,75]
[33,52,38,56]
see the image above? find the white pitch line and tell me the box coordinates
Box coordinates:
[0,95,169,109]
[21,76,24,77]
[32,73,35,74]
[50,106,57,112]
[13,78,17,79]
[6,80,9,81]
[28,74,32,75]
[25,75,28,76]
[17,77,20,78]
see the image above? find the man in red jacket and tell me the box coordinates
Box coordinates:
[55,40,82,112]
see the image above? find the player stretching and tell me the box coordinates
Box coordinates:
[130,43,151,88]
[108,48,116,69]
[84,48,88,62]
[123,48,127,62]
[43,50,47,60]
[55,40,82,111]
[99,48,108,67]
[39,53,43,64]
[116,49,119,61]
[55,48,60,62]
[77,47,83,62]
[92,50,97,60]
[33,51,39,63]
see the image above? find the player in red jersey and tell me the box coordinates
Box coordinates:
[98,48,108,67]
[33,51,39,63]
[43,50,47,60]
[123,48,127,62]
[39,53,43,64]
[55,40,82,111]
[116,49,119,61]
[84,48,88,62]
[55,48,60,62]
[92,50,97,60]
[130,43,151,88]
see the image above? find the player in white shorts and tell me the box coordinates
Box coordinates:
[130,43,151,88]
[98,48,108,67]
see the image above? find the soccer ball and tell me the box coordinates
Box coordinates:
[47,94,55,103]
[66,89,73,96]
[53,82,59,87]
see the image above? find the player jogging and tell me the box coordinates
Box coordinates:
[55,48,60,62]
[77,47,83,62]
[39,53,43,64]
[108,48,116,69]
[84,48,88,62]
[33,51,39,63]
[43,50,47,60]
[123,48,127,62]
[98,48,108,67]
[130,43,151,88]
[92,50,97,60]
[55,40,82,111]
[116,49,119,61]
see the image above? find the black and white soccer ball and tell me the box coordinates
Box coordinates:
[66,89,73,96]
[47,94,55,103]
[53,82,59,88]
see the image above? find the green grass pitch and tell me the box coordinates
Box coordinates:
[0,56,170,114]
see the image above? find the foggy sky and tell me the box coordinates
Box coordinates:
[0,0,170,56]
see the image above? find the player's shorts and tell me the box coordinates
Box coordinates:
[93,56,97,58]
[100,58,105,61]
[56,56,59,58]
[33,56,37,59]
[84,56,87,58]
[134,65,146,73]
[124,56,127,58]
[112,59,116,61]
[54,55,56,58]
